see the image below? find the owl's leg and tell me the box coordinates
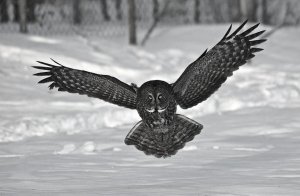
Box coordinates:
[124,115,203,158]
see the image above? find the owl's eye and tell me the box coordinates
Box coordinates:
[148,95,153,100]
[158,94,163,100]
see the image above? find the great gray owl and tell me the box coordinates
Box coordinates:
[33,21,266,158]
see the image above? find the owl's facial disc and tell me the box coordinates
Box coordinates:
[144,93,167,113]
[139,83,171,114]
[145,93,155,112]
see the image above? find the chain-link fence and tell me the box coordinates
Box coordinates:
[1,0,300,39]
[0,0,191,36]
[1,0,133,36]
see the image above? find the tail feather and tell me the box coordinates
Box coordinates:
[125,114,203,158]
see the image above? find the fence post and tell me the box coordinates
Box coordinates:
[100,0,110,21]
[127,0,137,45]
[18,0,27,33]
[0,0,9,23]
[194,0,200,23]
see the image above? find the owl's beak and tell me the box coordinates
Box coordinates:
[155,106,167,113]
[157,108,166,113]
[145,106,166,113]
[145,108,155,113]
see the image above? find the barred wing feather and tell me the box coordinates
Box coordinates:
[33,59,137,109]
[173,20,266,109]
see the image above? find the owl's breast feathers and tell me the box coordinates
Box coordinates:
[125,114,203,158]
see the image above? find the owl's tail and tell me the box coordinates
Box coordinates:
[124,114,203,158]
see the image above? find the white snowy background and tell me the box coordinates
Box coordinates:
[0,23,300,195]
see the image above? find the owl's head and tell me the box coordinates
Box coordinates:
[137,80,175,113]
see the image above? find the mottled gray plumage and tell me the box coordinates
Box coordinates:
[125,114,202,158]
[33,59,137,109]
[173,20,266,108]
[33,20,266,158]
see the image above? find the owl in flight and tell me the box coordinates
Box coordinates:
[33,21,266,158]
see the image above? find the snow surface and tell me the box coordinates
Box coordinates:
[0,24,300,195]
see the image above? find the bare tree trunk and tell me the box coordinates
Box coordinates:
[228,0,241,22]
[261,0,269,24]
[128,0,137,45]
[18,0,27,33]
[152,0,159,21]
[13,0,19,22]
[0,0,9,23]
[26,0,37,23]
[73,0,82,25]
[194,0,200,23]
[115,0,122,21]
[100,0,110,21]
[141,0,170,46]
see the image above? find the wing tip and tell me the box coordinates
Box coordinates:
[36,58,64,68]
[250,39,267,46]
[33,72,51,76]
[38,76,53,84]
[227,19,249,39]
[246,30,266,40]
[32,65,52,71]
[242,19,248,26]
[37,61,55,67]
[50,58,64,67]
[225,20,266,41]
[222,24,232,40]
[251,47,264,53]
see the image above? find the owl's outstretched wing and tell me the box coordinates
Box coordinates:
[33,59,137,109]
[173,20,266,109]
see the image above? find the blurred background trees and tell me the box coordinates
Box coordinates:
[0,0,299,44]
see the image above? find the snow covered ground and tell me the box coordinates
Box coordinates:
[0,24,300,195]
